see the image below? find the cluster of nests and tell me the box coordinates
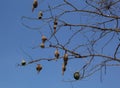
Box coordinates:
[21,60,42,74]
[32,0,43,19]
[21,59,80,80]
[20,45,81,80]
[20,0,81,81]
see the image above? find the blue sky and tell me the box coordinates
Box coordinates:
[0,0,120,88]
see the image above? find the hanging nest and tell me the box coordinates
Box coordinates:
[41,35,47,43]
[38,11,43,19]
[63,53,68,62]
[54,49,60,59]
[21,60,26,66]
[73,72,80,80]
[32,0,38,12]
[36,64,42,73]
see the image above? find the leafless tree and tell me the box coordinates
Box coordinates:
[20,0,120,81]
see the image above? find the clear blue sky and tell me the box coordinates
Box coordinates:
[0,0,120,88]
